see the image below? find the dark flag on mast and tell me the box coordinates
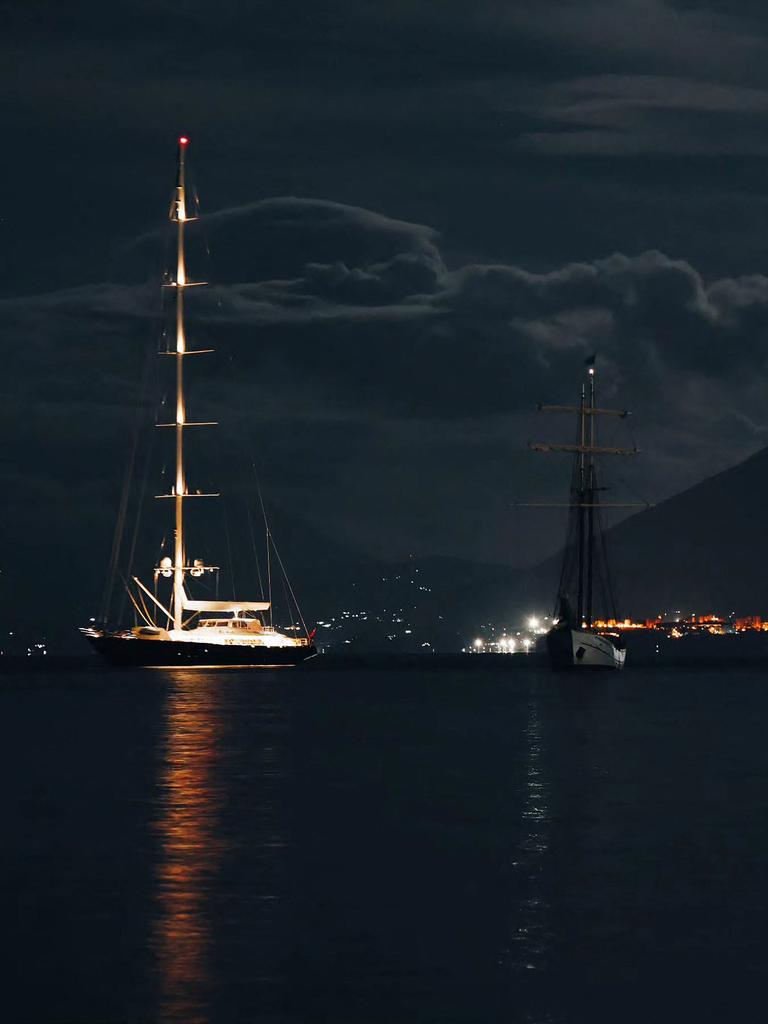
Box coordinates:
[585,353,597,367]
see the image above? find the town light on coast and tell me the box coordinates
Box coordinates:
[467,633,521,654]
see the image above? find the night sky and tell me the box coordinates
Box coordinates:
[5,0,768,641]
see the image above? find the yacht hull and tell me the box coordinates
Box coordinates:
[546,626,626,671]
[85,631,317,668]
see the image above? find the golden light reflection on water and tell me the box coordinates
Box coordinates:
[152,672,226,1024]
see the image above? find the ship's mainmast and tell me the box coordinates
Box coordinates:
[574,363,601,626]
[171,137,190,630]
[159,137,219,629]
[576,380,586,626]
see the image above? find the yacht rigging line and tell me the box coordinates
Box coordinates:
[269,529,311,640]
[121,572,154,628]
[220,490,237,601]
[211,270,312,639]
[104,329,159,625]
[117,412,157,627]
[246,498,267,602]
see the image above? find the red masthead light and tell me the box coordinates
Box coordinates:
[179,136,189,145]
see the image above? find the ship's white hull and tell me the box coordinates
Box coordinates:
[546,626,626,671]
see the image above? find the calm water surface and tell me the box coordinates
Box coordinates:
[2,663,768,1023]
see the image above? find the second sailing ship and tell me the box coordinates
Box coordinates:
[531,356,639,670]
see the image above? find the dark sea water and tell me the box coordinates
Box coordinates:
[2,661,768,1023]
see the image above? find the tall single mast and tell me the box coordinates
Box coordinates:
[576,383,586,625]
[585,363,596,627]
[171,136,190,630]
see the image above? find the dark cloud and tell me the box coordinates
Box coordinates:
[501,1,761,74]
[512,75,768,156]
[185,202,768,420]
[195,197,444,284]
[8,0,768,299]
[5,199,768,548]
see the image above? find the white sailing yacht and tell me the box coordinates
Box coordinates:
[81,137,317,667]
[531,356,638,670]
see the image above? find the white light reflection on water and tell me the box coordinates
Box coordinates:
[502,690,554,1021]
